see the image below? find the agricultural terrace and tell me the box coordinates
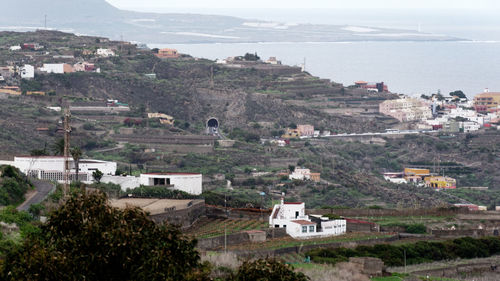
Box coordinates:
[184,218,268,239]
[228,233,395,251]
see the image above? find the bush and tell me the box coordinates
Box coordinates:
[405,224,427,234]
[1,191,211,280]
[0,165,32,206]
[306,237,500,267]
[233,258,309,281]
[126,186,198,199]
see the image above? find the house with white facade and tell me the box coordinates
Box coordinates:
[289,168,320,182]
[461,121,481,133]
[39,63,73,74]
[0,156,116,183]
[269,197,346,239]
[102,172,203,195]
[139,173,202,195]
[96,48,116,57]
[20,64,34,79]
[289,168,311,180]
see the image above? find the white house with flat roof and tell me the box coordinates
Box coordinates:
[139,173,202,195]
[269,196,346,239]
[20,64,34,79]
[0,156,116,183]
[102,172,203,195]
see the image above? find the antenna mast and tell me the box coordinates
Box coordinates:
[63,107,71,197]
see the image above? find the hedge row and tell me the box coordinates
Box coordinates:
[306,237,500,266]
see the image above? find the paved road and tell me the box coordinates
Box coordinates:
[16,179,55,212]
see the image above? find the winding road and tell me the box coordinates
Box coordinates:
[16,179,55,212]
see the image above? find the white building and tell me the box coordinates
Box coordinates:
[461,121,481,133]
[383,172,407,184]
[39,63,73,74]
[269,198,346,239]
[20,64,34,79]
[96,48,116,57]
[9,46,21,51]
[0,156,116,183]
[139,173,202,195]
[102,172,203,195]
[289,168,311,181]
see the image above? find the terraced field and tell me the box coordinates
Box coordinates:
[228,233,395,251]
[185,218,268,238]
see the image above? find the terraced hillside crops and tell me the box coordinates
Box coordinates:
[184,218,268,238]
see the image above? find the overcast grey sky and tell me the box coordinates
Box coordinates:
[106,0,499,10]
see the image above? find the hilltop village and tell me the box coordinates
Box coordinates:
[1,30,500,280]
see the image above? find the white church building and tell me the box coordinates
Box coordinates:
[269,197,346,239]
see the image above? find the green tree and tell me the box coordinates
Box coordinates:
[233,258,309,281]
[0,191,211,281]
[243,52,260,61]
[70,147,82,183]
[52,138,65,156]
[92,169,103,183]
[449,90,467,100]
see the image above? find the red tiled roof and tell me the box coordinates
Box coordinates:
[272,207,280,219]
[284,202,303,205]
[291,220,315,225]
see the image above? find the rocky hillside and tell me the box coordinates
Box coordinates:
[0,30,497,209]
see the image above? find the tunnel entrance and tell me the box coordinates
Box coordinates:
[207,118,219,128]
[206,117,220,136]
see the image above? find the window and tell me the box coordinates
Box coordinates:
[309,225,314,232]
[302,226,307,233]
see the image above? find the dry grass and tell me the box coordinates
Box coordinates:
[297,262,370,281]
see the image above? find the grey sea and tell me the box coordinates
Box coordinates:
[149,8,500,98]
[156,41,500,98]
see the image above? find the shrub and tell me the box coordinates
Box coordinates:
[233,258,309,281]
[0,191,211,281]
[306,237,500,267]
[405,224,427,234]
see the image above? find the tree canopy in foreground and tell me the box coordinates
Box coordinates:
[1,191,210,281]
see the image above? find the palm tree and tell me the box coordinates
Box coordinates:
[52,138,65,156]
[70,147,82,182]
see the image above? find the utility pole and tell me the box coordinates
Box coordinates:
[404,249,407,273]
[210,66,214,89]
[63,108,71,198]
[224,192,227,253]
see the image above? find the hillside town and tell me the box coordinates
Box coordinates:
[1,30,500,281]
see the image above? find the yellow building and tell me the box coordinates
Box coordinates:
[474,90,500,112]
[147,113,174,125]
[403,168,430,182]
[0,88,21,95]
[281,128,300,139]
[404,168,430,176]
[424,176,456,189]
[155,48,180,59]
[26,91,46,96]
[309,173,321,183]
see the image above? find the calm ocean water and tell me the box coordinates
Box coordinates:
[150,9,500,98]
[157,41,500,98]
